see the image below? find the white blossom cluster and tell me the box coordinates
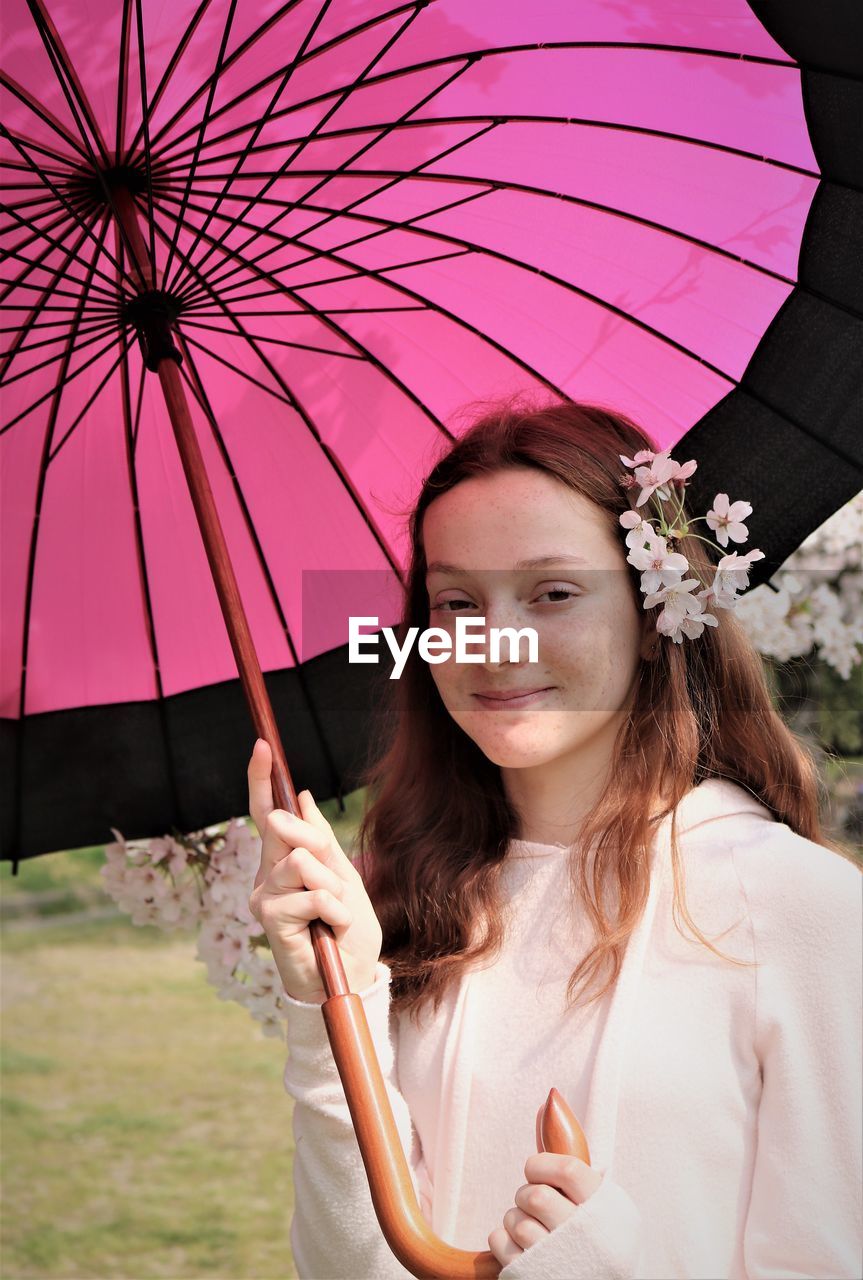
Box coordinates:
[102,818,287,1038]
[735,493,863,679]
[618,448,766,642]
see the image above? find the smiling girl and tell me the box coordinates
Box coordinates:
[247,400,861,1280]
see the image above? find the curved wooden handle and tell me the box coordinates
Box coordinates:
[324,995,590,1278]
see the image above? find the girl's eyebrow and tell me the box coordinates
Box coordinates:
[426,554,589,576]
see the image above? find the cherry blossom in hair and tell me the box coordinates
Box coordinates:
[618,450,765,644]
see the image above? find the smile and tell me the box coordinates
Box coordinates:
[472,688,555,710]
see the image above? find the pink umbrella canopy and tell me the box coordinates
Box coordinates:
[1,0,861,863]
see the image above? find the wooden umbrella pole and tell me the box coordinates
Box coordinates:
[110,187,590,1279]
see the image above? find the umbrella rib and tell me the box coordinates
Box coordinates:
[175,331,298,406]
[123,0,215,159]
[169,237,477,314]
[1,317,112,333]
[23,5,154,292]
[151,183,642,404]
[220,166,798,288]
[2,321,124,389]
[0,197,128,302]
[46,336,134,463]
[164,0,336,297]
[152,191,562,403]
[0,72,91,163]
[172,0,427,296]
[143,202,409,577]
[160,0,239,291]
[9,318,117,359]
[175,111,820,183]
[1,234,123,305]
[131,345,146,452]
[177,342,368,624]
[26,0,111,167]
[2,191,72,216]
[194,191,750,381]
[115,0,134,162]
[154,37,801,166]
[175,337,404,581]
[0,214,97,381]
[0,172,71,193]
[0,127,138,293]
[169,186,495,310]
[167,181,737,384]
[178,316,366,359]
[150,191,461,442]
[3,156,77,178]
[0,126,83,176]
[143,0,393,155]
[115,322,186,829]
[0,327,123,436]
[178,335,363,798]
[0,206,84,300]
[286,174,860,322]
[132,0,158,273]
[12,209,110,820]
[180,300,426,314]
[171,108,496,301]
[0,301,122,314]
[171,57,480,299]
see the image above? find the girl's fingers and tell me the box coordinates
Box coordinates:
[279,887,352,929]
[503,1206,549,1250]
[247,739,274,835]
[487,1226,523,1268]
[512,1181,574,1231]
[522,1153,602,1207]
[265,846,344,901]
[297,790,356,882]
[265,800,356,883]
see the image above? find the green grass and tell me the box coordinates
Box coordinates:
[0,791,371,1280]
[1,916,299,1280]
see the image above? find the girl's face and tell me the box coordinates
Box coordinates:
[422,467,650,772]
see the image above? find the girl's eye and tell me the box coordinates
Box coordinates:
[431,588,578,611]
[432,598,476,612]
[535,588,578,603]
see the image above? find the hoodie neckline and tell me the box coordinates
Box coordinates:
[508,777,771,859]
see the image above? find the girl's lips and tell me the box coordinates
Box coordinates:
[472,687,554,710]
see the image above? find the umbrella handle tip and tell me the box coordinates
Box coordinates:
[536,1086,591,1164]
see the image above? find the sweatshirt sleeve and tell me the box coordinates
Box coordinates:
[282,961,434,1280]
[733,829,863,1279]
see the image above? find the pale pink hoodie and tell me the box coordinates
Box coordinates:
[282,779,862,1279]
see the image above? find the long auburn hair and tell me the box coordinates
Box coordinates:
[356,396,855,1021]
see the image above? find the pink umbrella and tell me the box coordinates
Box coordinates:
[2,1,861,866]
[2,3,862,1274]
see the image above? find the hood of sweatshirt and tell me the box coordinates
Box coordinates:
[581,777,773,1173]
[430,778,774,1237]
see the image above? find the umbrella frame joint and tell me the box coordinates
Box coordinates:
[123,289,183,371]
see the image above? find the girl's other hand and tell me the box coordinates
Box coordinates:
[246,739,383,1004]
[487,1153,602,1268]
